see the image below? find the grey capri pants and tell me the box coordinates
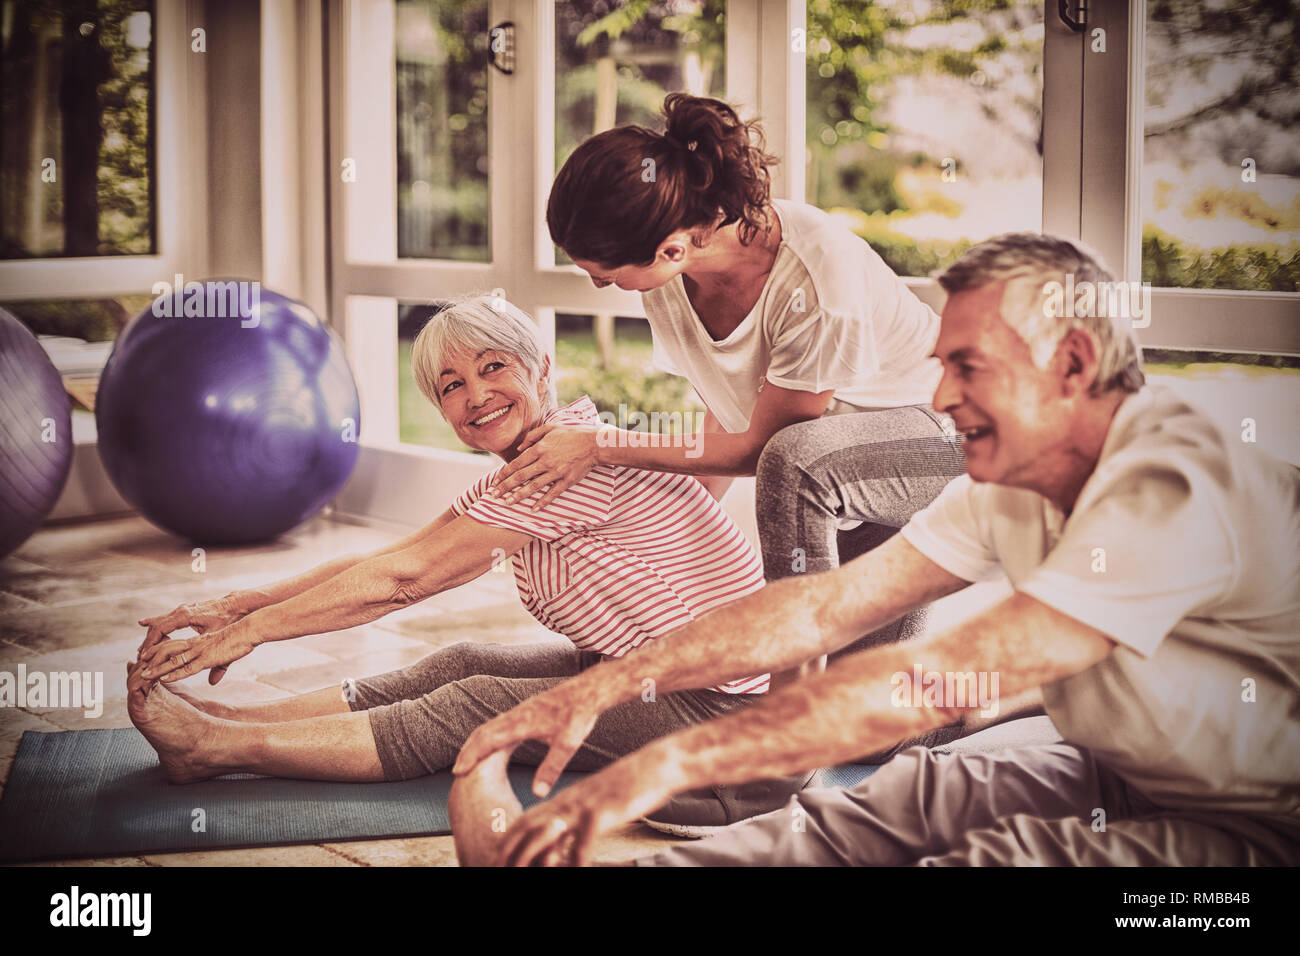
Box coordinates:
[349,639,753,781]
[755,403,966,658]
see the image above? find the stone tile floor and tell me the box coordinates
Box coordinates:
[0,513,681,866]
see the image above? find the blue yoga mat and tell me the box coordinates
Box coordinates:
[0,729,876,862]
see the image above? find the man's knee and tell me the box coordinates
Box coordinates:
[450,751,516,867]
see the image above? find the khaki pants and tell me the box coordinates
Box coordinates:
[634,744,1300,866]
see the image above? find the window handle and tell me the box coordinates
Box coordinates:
[1057,0,1087,32]
[489,21,516,75]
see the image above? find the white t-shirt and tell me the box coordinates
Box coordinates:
[901,385,1300,821]
[643,199,943,433]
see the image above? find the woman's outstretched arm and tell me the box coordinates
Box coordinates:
[139,515,532,683]
[137,508,462,658]
[228,508,462,613]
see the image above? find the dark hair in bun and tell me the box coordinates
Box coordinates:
[547,93,779,267]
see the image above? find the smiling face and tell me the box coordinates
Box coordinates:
[932,281,1080,490]
[436,348,551,459]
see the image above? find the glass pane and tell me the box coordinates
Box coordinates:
[397,301,484,454]
[395,0,490,261]
[0,1,155,259]
[554,0,727,264]
[806,0,1044,277]
[1144,350,1300,466]
[1142,0,1300,291]
[555,312,703,427]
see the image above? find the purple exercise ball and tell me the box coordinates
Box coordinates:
[0,307,74,559]
[95,283,361,544]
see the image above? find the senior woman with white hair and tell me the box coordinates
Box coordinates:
[126,294,773,787]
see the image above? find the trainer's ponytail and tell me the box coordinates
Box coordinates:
[547,94,779,267]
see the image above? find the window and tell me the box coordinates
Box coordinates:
[806,0,1044,277]
[1141,0,1298,292]
[0,1,155,260]
[553,312,702,424]
[395,0,490,261]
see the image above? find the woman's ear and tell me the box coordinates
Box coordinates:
[536,354,552,399]
[657,234,691,263]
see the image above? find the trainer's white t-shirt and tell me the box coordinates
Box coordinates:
[901,385,1300,821]
[643,199,942,433]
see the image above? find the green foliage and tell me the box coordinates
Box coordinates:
[576,0,657,46]
[557,363,702,429]
[95,0,153,255]
[554,326,702,429]
[803,0,1043,212]
[0,0,153,259]
[828,206,973,276]
[1144,348,1299,370]
[5,293,152,341]
[1142,225,1300,292]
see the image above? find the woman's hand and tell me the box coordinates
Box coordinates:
[497,754,680,867]
[137,595,248,684]
[138,623,260,685]
[454,683,604,797]
[489,423,604,510]
[137,595,246,658]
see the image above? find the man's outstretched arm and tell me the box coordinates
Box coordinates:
[495,591,1116,866]
[455,535,970,785]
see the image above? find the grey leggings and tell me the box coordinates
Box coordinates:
[755,403,966,657]
[754,404,972,763]
[350,640,753,781]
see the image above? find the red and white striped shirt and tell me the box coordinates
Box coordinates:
[452,397,769,695]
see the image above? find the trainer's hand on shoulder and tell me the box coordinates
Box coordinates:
[453,683,601,798]
[489,424,603,511]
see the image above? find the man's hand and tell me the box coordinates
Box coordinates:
[453,681,605,797]
[138,623,259,685]
[497,750,680,867]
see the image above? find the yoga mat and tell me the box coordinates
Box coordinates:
[0,728,878,863]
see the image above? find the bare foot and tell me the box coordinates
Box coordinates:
[449,751,520,867]
[125,662,232,784]
[168,686,240,721]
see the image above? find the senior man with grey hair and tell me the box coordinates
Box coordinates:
[453,233,1300,866]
